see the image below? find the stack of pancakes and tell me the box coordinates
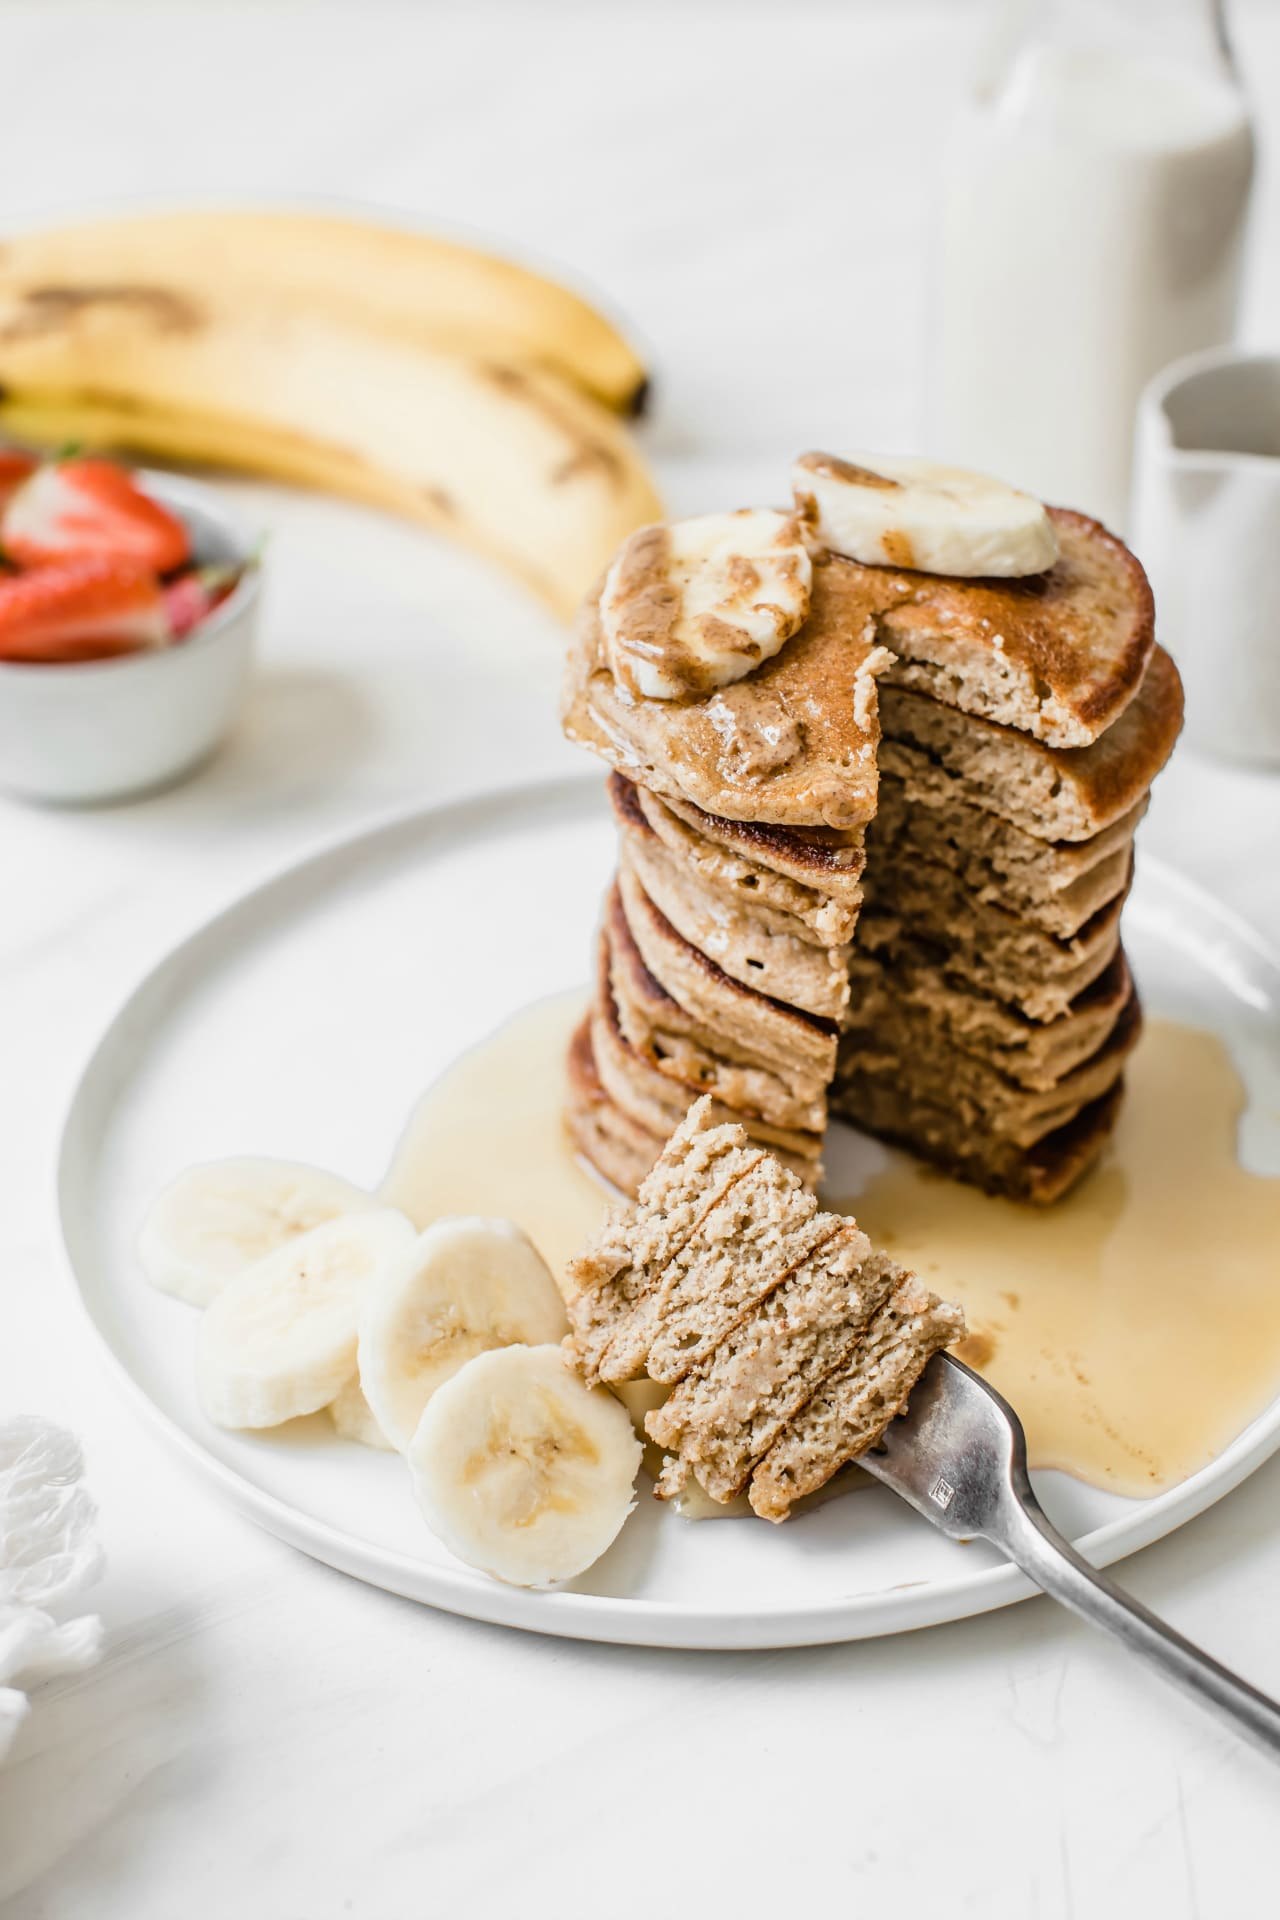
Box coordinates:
[563,504,1183,1203]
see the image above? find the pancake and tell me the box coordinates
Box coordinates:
[616,863,839,1082]
[857,868,1128,1022]
[565,1013,665,1197]
[876,777,1145,884]
[829,1075,1125,1204]
[647,1230,898,1503]
[746,1274,966,1521]
[626,776,861,945]
[563,556,891,831]
[601,1161,843,1386]
[565,1091,769,1359]
[844,946,1134,1091]
[838,990,1142,1150]
[879,643,1183,842]
[656,787,866,897]
[870,507,1155,747]
[869,775,1141,937]
[613,772,852,980]
[616,819,851,1022]
[605,885,830,1131]
[565,1085,828,1343]
[590,928,823,1170]
[567,1017,818,1204]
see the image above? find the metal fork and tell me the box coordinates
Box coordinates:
[860,1353,1280,1759]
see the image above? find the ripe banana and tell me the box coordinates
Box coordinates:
[359,1217,568,1452]
[793,450,1059,577]
[0,285,661,618]
[600,508,813,699]
[198,1209,415,1429]
[408,1344,642,1586]
[0,208,648,415]
[139,1156,380,1308]
[328,1375,396,1451]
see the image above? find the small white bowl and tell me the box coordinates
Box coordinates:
[0,471,262,805]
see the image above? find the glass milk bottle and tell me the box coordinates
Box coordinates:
[930,0,1254,531]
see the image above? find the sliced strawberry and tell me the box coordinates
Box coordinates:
[0,557,170,663]
[0,448,37,514]
[163,563,241,638]
[2,458,191,573]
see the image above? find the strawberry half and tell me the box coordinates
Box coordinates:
[2,458,191,573]
[0,557,170,663]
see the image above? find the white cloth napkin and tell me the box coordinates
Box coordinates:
[0,1418,104,1763]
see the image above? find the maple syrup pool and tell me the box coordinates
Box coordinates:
[381,992,1280,1502]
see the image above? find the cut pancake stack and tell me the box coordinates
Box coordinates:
[838,561,1185,1200]
[562,465,1184,1206]
[566,1099,963,1520]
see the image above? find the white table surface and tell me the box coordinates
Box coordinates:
[3,3,1280,1913]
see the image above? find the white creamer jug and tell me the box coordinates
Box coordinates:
[1133,346,1280,765]
[930,0,1254,532]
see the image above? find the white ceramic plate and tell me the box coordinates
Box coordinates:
[56,777,1280,1649]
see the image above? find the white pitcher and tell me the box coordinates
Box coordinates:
[931,0,1255,534]
[1132,346,1280,764]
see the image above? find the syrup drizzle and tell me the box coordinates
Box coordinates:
[382,995,1280,1502]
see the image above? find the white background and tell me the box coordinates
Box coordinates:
[2,2,1280,1914]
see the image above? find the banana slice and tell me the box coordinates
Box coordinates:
[198,1210,416,1430]
[792,451,1059,578]
[599,508,812,700]
[139,1156,379,1308]
[358,1218,569,1452]
[328,1376,395,1451]
[408,1344,642,1587]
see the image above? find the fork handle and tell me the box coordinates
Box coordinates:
[992,1489,1280,1760]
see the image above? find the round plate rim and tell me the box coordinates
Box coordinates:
[52,774,1280,1650]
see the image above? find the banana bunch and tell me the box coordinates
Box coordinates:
[0,210,660,616]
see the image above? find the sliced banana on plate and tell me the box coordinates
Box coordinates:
[198,1209,416,1429]
[328,1375,396,1451]
[359,1217,569,1452]
[139,1156,379,1308]
[599,507,812,700]
[792,450,1059,578]
[408,1344,643,1587]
